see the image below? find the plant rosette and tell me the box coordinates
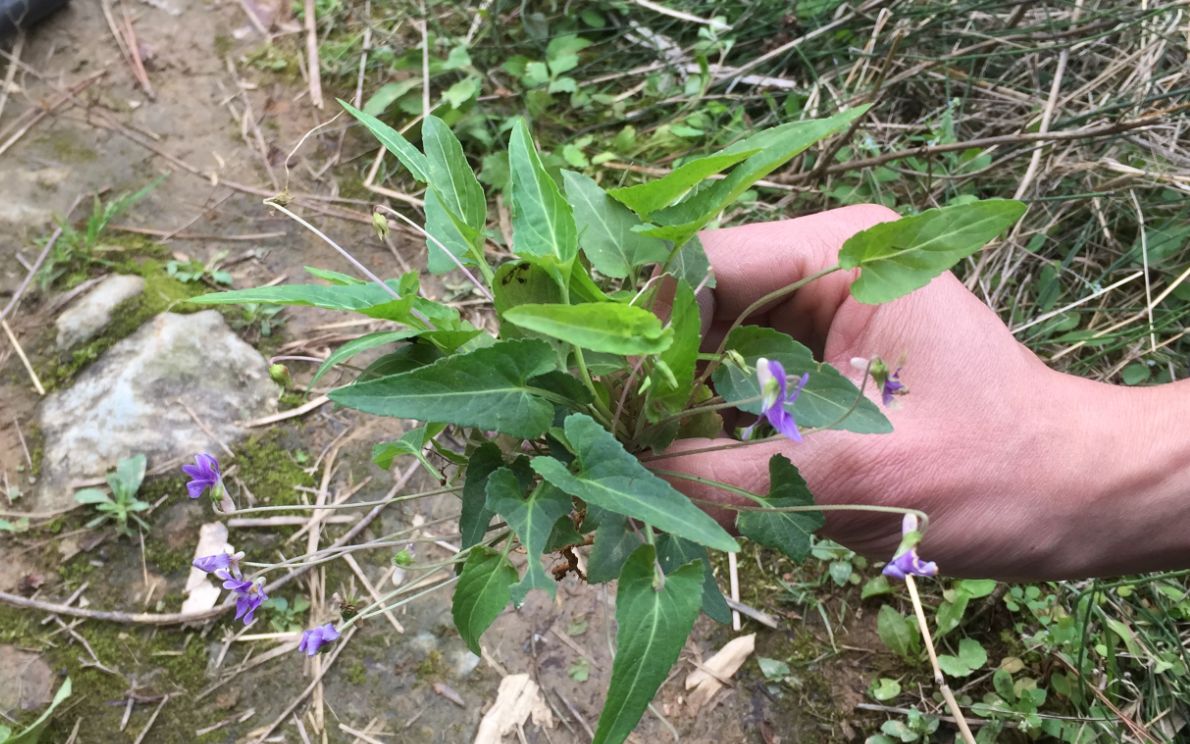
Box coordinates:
[180,103,1023,744]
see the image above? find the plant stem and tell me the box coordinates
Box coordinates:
[653,468,930,531]
[696,264,842,387]
[374,204,495,296]
[905,575,978,744]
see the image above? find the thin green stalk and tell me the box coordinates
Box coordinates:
[696,264,842,388]
[653,467,930,532]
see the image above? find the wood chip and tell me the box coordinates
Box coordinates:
[684,633,755,711]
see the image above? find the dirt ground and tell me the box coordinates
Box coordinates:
[0,2,888,742]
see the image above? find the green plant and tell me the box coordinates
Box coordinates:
[262,595,311,633]
[74,454,151,536]
[38,178,163,289]
[166,250,233,285]
[0,678,71,744]
[187,98,1026,743]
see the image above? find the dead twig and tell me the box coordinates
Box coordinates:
[303,0,323,108]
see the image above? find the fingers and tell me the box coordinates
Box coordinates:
[653,432,903,559]
[699,204,899,352]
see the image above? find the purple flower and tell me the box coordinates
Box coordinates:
[298,623,341,656]
[222,575,268,625]
[182,453,222,500]
[756,358,810,442]
[882,514,938,580]
[192,548,245,579]
[881,368,905,407]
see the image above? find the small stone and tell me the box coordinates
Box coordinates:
[0,646,55,712]
[37,311,278,510]
[55,274,146,349]
[449,649,481,679]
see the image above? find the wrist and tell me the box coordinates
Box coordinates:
[1045,374,1190,577]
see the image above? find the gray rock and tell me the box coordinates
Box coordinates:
[55,274,146,349]
[36,311,278,509]
[0,646,55,712]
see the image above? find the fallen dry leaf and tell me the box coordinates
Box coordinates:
[473,674,554,744]
[685,633,756,711]
[182,522,230,614]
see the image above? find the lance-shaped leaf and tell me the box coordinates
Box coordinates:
[642,107,870,245]
[460,442,504,549]
[503,302,673,355]
[608,149,760,218]
[423,116,487,273]
[188,282,419,324]
[655,534,732,625]
[329,339,558,438]
[509,119,578,268]
[647,279,699,416]
[531,414,738,551]
[485,468,573,604]
[312,329,423,387]
[452,546,517,654]
[713,326,891,434]
[339,99,429,182]
[839,199,1026,304]
[562,170,668,277]
[593,546,703,744]
[736,455,824,562]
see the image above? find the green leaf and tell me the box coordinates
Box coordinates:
[644,107,869,245]
[460,443,504,549]
[329,339,558,438]
[935,594,970,637]
[493,261,565,340]
[937,638,988,677]
[312,329,423,387]
[531,414,738,551]
[485,469,573,604]
[869,677,902,702]
[5,677,71,744]
[362,79,420,116]
[838,199,1027,304]
[666,235,715,289]
[371,423,446,469]
[451,547,517,654]
[655,534,731,625]
[736,455,823,562]
[586,511,642,584]
[424,189,482,273]
[423,115,486,270]
[74,488,112,505]
[189,282,419,324]
[563,170,669,277]
[338,99,430,182]
[713,326,891,433]
[114,454,146,496]
[503,303,673,355]
[648,280,700,415]
[508,119,578,268]
[593,545,703,744]
[876,605,920,662]
[608,150,759,218]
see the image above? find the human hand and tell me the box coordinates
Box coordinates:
[658,205,1190,580]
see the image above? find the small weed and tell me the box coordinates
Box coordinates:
[73,454,151,536]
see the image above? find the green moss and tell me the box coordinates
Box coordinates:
[38,258,206,390]
[415,649,445,682]
[235,430,315,508]
[345,659,367,685]
[25,424,44,478]
[143,539,192,575]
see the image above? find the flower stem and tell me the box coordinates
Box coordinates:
[905,575,978,744]
[696,264,842,387]
[653,468,930,531]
